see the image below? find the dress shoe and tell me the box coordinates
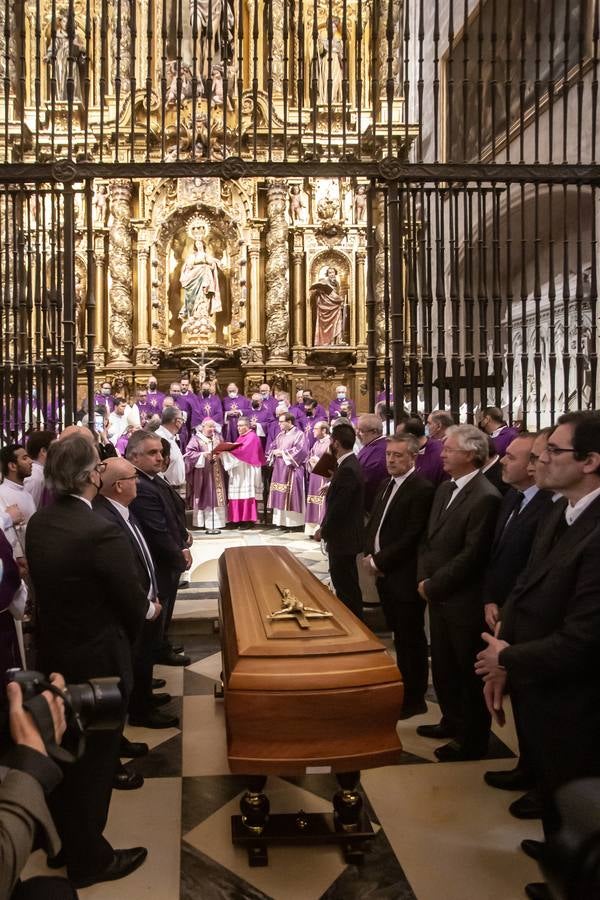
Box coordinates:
[120,737,149,759]
[151,692,172,707]
[129,709,179,729]
[170,645,184,653]
[484,766,535,792]
[398,702,428,720]
[434,740,488,762]
[521,839,545,862]
[70,847,148,889]
[113,767,144,790]
[47,850,65,869]
[156,649,191,666]
[416,722,456,740]
[152,677,167,689]
[525,884,552,900]
[509,790,543,820]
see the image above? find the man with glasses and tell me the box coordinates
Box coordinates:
[476,412,600,900]
[25,436,149,888]
[356,414,388,514]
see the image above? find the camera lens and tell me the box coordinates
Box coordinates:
[67,677,122,731]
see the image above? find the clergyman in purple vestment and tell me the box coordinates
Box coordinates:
[328,385,357,419]
[304,422,331,535]
[480,406,520,458]
[223,384,251,441]
[184,419,228,528]
[356,414,388,513]
[267,414,307,528]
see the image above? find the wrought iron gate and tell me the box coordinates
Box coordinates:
[0,0,597,437]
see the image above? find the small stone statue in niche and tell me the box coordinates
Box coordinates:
[354,185,368,224]
[92,184,109,227]
[289,185,309,224]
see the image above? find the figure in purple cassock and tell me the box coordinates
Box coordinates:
[479,406,520,459]
[184,419,228,529]
[146,375,165,414]
[196,382,224,430]
[328,384,356,420]
[267,412,307,528]
[356,413,388,513]
[304,421,331,535]
[223,382,251,441]
[221,418,265,525]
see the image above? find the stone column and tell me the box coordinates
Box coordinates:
[265,182,290,360]
[93,235,106,365]
[108,180,134,364]
[135,236,151,363]
[292,250,305,347]
[374,190,387,356]
[356,249,367,346]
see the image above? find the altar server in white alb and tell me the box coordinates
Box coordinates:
[0,444,36,556]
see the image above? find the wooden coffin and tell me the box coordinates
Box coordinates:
[218,546,404,775]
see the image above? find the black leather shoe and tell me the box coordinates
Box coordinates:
[151,692,172,707]
[398,702,428,720]
[113,767,144,790]
[170,645,184,654]
[120,737,149,759]
[416,722,456,740]
[70,847,148,889]
[156,650,191,666]
[47,850,65,869]
[129,709,179,729]
[525,884,552,900]
[521,839,545,862]
[152,677,167,689]
[484,767,534,791]
[509,790,543,820]
[434,740,488,762]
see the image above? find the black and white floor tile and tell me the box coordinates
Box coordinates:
[23,528,545,899]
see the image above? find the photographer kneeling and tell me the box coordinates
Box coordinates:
[0,672,76,900]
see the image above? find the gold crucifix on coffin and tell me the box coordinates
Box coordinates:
[267,584,333,630]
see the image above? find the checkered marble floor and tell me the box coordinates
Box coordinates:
[23,528,545,899]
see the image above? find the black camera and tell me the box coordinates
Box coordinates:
[5,669,123,762]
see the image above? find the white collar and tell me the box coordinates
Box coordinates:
[392,466,415,487]
[107,497,130,521]
[491,424,507,438]
[336,451,355,465]
[481,455,500,473]
[565,485,600,525]
[452,469,480,491]
[69,494,92,509]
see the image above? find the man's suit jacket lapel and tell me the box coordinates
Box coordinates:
[512,496,600,598]
[428,474,479,538]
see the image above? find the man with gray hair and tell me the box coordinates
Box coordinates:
[155,405,186,496]
[416,424,501,761]
[356,413,388,514]
[25,435,149,887]
[426,410,454,442]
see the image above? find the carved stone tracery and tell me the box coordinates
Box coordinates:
[265,182,290,360]
[108,179,134,363]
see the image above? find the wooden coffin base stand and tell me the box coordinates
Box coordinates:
[219,546,404,867]
[231,772,374,867]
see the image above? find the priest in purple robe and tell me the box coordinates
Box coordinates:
[328,385,357,419]
[267,412,307,528]
[146,376,166,415]
[249,393,274,447]
[259,383,278,418]
[196,382,224,430]
[397,416,448,487]
[94,381,116,414]
[223,383,251,442]
[479,406,520,458]
[356,413,388,513]
[304,421,331,535]
[184,419,228,529]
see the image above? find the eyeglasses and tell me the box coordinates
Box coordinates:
[543,444,578,457]
[117,474,137,482]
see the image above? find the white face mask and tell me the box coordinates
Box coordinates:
[337,393,346,400]
[260,391,269,397]
[228,390,237,397]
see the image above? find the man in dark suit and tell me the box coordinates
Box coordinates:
[315,423,365,620]
[476,411,600,900]
[127,430,192,670]
[25,435,148,889]
[417,424,501,761]
[481,430,554,798]
[94,458,177,737]
[363,433,435,717]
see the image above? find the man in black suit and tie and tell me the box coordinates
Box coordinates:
[25,435,148,889]
[126,430,192,670]
[476,412,600,900]
[417,424,501,761]
[94,458,178,734]
[363,433,435,718]
[481,431,554,802]
[315,423,365,620]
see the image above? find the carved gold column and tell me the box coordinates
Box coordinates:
[265,182,290,360]
[292,249,305,347]
[108,180,134,364]
[247,232,262,349]
[94,235,106,365]
[374,190,386,357]
[135,234,151,364]
[356,249,367,346]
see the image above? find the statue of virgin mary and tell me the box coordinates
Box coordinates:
[179,223,222,340]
